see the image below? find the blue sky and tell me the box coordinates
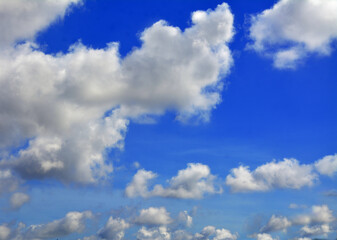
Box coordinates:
[0,0,337,240]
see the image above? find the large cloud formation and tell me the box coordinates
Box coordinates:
[248,0,337,69]
[0,1,234,185]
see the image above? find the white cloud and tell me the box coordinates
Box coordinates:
[0,2,234,185]
[97,217,130,240]
[134,207,172,226]
[126,163,221,199]
[292,205,335,226]
[137,226,171,240]
[213,228,238,240]
[255,233,277,240]
[10,192,30,209]
[0,211,93,240]
[80,217,129,240]
[151,163,221,199]
[248,0,337,68]
[226,158,317,192]
[0,225,10,240]
[315,154,337,177]
[125,169,157,198]
[194,226,237,240]
[300,224,331,237]
[260,215,292,233]
[255,205,335,239]
[81,212,237,240]
[23,211,92,239]
[0,0,81,48]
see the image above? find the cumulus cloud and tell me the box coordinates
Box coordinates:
[97,217,130,240]
[80,217,130,240]
[135,225,237,240]
[137,226,171,240]
[292,205,335,226]
[0,0,81,47]
[315,154,337,177]
[255,233,277,240]
[260,215,292,233]
[255,205,336,239]
[134,207,172,226]
[300,224,331,237]
[125,163,221,199]
[23,211,92,239]
[10,192,30,209]
[151,163,221,199]
[1,211,92,240]
[194,226,238,240]
[76,207,237,240]
[225,158,317,192]
[248,0,337,68]
[0,2,234,185]
[125,169,157,198]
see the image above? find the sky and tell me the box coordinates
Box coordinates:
[0,0,337,240]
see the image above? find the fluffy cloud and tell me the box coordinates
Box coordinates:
[0,0,81,47]
[315,154,337,177]
[135,225,237,240]
[137,226,171,240]
[125,163,221,199]
[292,205,335,226]
[248,0,337,69]
[125,169,157,198]
[194,226,238,240]
[151,163,221,199]
[213,228,238,240]
[255,205,336,239]
[80,217,130,240]
[10,192,30,209]
[255,233,276,240]
[225,159,317,192]
[260,215,292,233]
[74,207,238,240]
[1,211,92,240]
[97,217,130,240]
[134,207,172,226]
[0,2,234,184]
[23,211,92,239]
[300,224,331,237]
